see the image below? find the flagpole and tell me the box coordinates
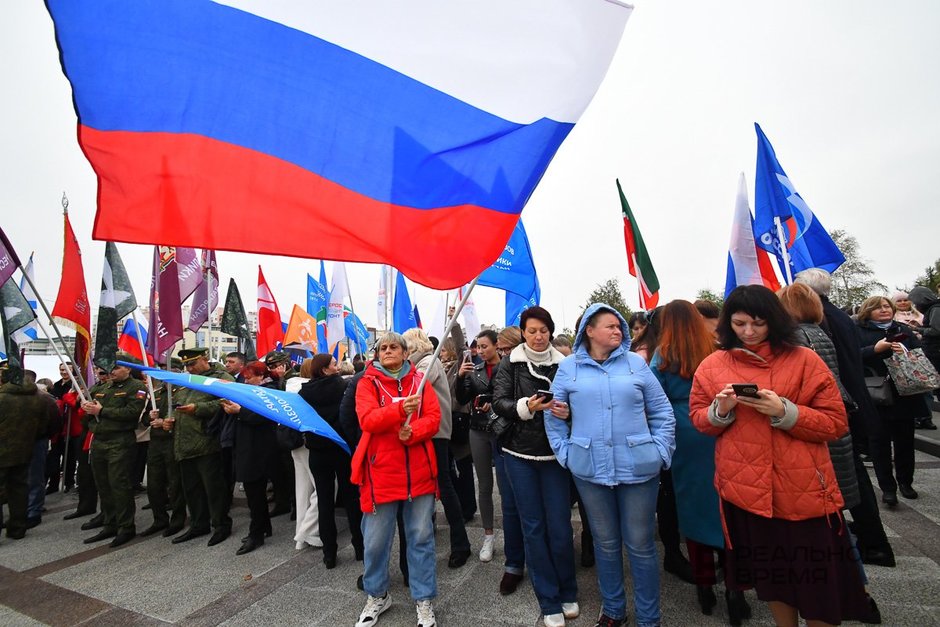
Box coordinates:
[773,216,794,284]
[343,266,359,359]
[16,266,90,400]
[406,275,479,426]
[131,310,158,408]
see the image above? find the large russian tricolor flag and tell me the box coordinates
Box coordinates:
[47,0,632,289]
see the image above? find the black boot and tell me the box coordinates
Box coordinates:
[696,585,716,615]
[726,589,751,626]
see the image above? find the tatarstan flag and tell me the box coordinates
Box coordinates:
[616,180,659,309]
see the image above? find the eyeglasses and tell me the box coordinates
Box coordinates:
[497,347,511,355]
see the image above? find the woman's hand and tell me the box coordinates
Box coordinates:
[398,423,413,442]
[715,384,738,416]
[875,339,902,354]
[457,360,474,377]
[550,400,570,420]
[220,399,241,415]
[402,394,421,416]
[735,389,786,418]
[526,393,553,414]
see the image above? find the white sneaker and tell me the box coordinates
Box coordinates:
[356,594,391,627]
[543,612,566,627]
[479,533,495,562]
[415,599,436,627]
[562,602,580,619]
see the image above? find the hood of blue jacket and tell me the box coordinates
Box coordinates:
[573,303,632,357]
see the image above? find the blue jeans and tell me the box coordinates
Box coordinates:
[574,475,660,626]
[27,438,48,519]
[362,494,436,601]
[503,454,576,615]
[493,440,525,574]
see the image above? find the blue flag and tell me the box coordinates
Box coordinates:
[119,361,349,454]
[753,123,845,280]
[306,263,329,351]
[478,219,541,324]
[344,308,371,356]
[392,271,417,333]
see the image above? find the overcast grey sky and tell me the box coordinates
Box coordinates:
[2,1,938,334]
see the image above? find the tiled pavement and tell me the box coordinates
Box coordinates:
[1,452,939,626]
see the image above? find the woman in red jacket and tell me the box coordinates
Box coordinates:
[690,285,869,627]
[352,332,441,627]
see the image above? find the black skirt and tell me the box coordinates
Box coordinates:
[723,500,870,625]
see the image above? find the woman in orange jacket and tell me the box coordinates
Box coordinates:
[690,285,870,627]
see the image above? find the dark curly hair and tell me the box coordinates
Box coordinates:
[717,285,797,351]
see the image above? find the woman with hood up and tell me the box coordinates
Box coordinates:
[547,303,676,627]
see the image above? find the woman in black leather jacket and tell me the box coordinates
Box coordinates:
[298,353,363,568]
[491,307,577,627]
[856,295,927,506]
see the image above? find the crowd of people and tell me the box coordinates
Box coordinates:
[1,267,939,627]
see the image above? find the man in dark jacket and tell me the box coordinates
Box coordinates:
[909,286,940,428]
[0,362,50,541]
[796,269,896,566]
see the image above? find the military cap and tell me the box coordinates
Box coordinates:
[113,351,142,367]
[178,347,210,365]
[170,357,184,370]
[264,351,290,367]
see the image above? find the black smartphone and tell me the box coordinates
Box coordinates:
[536,390,554,403]
[474,394,492,408]
[731,383,760,399]
[887,332,909,343]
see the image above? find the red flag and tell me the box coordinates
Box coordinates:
[52,214,91,368]
[256,266,283,357]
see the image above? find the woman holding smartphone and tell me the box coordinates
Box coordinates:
[690,285,870,627]
[492,307,576,627]
[547,303,675,627]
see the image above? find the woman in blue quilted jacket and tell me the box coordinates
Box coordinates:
[547,303,675,627]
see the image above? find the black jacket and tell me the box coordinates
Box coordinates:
[909,286,940,365]
[233,381,279,482]
[299,373,349,452]
[491,345,563,458]
[338,369,367,451]
[822,297,879,438]
[857,318,929,419]
[456,361,500,430]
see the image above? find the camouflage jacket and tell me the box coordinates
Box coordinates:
[173,364,234,460]
[0,382,50,466]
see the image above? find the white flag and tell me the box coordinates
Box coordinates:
[460,286,480,335]
[377,265,388,329]
[327,262,348,352]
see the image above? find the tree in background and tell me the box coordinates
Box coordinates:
[912,258,940,292]
[695,288,725,310]
[583,278,633,322]
[829,229,888,308]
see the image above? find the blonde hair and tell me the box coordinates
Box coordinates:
[402,328,433,354]
[857,296,895,322]
[497,326,523,349]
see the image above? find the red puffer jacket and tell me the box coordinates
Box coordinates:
[690,342,847,522]
[351,363,440,513]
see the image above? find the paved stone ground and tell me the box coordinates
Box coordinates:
[1,452,939,626]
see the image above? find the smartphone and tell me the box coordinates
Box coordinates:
[731,383,760,399]
[474,394,492,408]
[536,390,554,403]
[462,352,473,365]
[887,332,909,343]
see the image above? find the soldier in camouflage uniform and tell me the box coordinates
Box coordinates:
[141,370,187,537]
[0,362,49,541]
[171,348,234,546]
[81,354,147,548]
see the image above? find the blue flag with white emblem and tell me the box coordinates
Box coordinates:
[392,271,417,333]
[753,123,845,281]
[118,361,349,454]
[478,219,541,324]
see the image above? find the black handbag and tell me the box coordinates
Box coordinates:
[276,424,305,450]
[865,372,894,406]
